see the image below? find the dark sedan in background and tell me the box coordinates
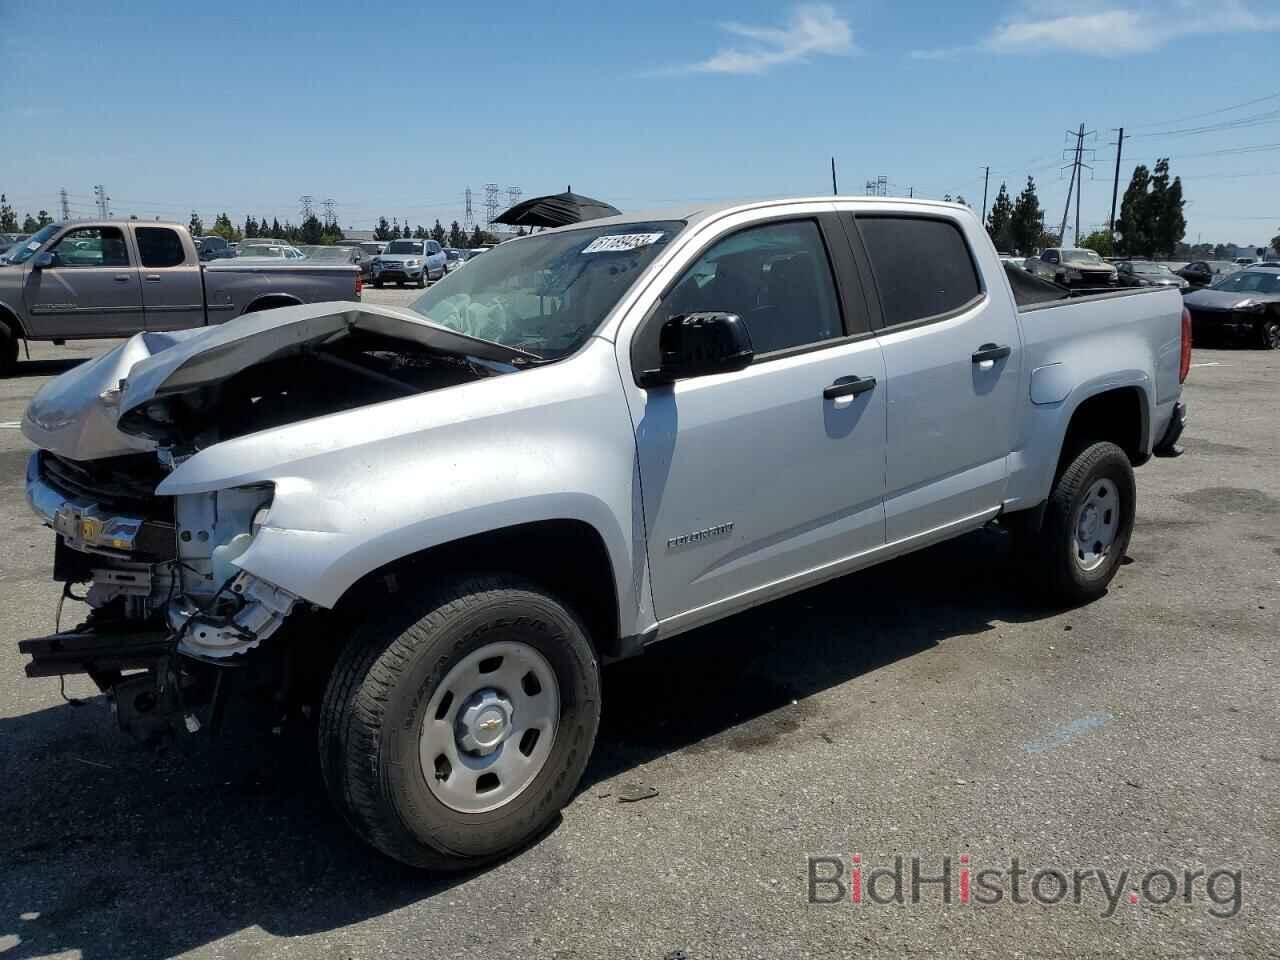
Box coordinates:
[1176,259,1239,289]
[1182,264,1280,349]
[1116,260,1189,290]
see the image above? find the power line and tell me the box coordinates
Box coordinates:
[1127,108,1280,140]
[1124,90,1280,130]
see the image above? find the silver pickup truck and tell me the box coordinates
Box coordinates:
[17,197,1188,869]
[0,220,361,375]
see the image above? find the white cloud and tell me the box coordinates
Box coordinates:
[683,4,855,75]
[912,1,1274,60]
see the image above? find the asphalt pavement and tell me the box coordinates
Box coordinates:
[0,318,1276,959]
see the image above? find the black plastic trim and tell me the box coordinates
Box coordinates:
[1153,401,1187,457]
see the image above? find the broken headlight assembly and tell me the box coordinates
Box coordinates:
[167,484,300,660]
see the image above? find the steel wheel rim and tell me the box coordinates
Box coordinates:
[1071,477,1121,572]
[420,640,560,814]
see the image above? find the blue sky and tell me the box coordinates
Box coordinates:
[3,0,1277,247]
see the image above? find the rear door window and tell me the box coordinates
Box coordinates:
[135,227,186,268]
[856,216,981,327]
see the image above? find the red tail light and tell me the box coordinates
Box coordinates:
[354,271,363,298]
[1179,307,1192,383]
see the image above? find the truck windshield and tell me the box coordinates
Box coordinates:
[2,224,59,265]
[1061,249,1102,264]
[386,241,422,254]
[407,220,683,360]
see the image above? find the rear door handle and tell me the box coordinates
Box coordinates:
[144,274,162,282]
[971,343,1011,363]
[113,274,132,282]
[823,375,877,399]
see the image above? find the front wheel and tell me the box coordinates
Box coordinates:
[416,272,427,288]
[319,575,601,869]
[1014,441,1136,606]
[373,279,384,289]
[1257,317,1280,350]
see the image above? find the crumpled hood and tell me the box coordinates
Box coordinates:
[22,329,202,460]
[23,300,535,460]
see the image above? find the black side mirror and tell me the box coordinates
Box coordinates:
[32,251,54,270]
[640,312,754,387]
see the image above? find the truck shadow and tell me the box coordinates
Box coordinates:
[5,358,87,379]
[0,527,1053,960]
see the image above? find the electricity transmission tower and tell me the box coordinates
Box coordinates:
[299,195,315,221]
[93,184,110,217]
[59,188,70,221]
[506,186,521,210]
[463,188,475,230]
[483,184,501,228]
[1057,124,1095,245]
[322,198,337,228]
[864,176,888,196]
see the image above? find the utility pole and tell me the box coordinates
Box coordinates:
[299,195,314,221]
[93,184,110,218]
[908,186,913,198]
[981,166,990,224]
[1058,133,1079,244]
[59,188,70,222]
[1108,127,1125,235]
[831,157,838,195]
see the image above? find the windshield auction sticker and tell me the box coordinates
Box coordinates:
[581,233,664,254]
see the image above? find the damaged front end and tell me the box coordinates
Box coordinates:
[22,450,302,737]
[19,303,525,738]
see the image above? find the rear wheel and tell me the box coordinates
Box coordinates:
[1015,441,1136,605]
[319,575,601,869]
[1258,317,1280,350]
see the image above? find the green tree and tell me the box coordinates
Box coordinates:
[469,224,485,247]
[430,220,446,243]
[36,210,53,227]
[1078,230,1114,257]
[985,182,1014,251]
[0,194,17,232]
[210,212,241,242]
[1116,164,1152,257]
[374,216,392,241]
[1152,160,1186,257]
[1271,229,1280,256]
[447,221,464,247]
[300,214,324,245]
[243,215,258,238]
[1010,177,1044,255]
[21,213,39,232]
[268,218,281,239]
[189,211,204,236]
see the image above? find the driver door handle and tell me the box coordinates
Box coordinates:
[823,375,877,399]
[144,274,162,282]
[113,275,131,282]
[971,343,1011,363]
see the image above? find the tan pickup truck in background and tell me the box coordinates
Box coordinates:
[0,220,361,374]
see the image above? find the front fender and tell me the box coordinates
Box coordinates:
[157,338,649,627]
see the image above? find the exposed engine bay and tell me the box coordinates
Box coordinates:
[20,309,509,737]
